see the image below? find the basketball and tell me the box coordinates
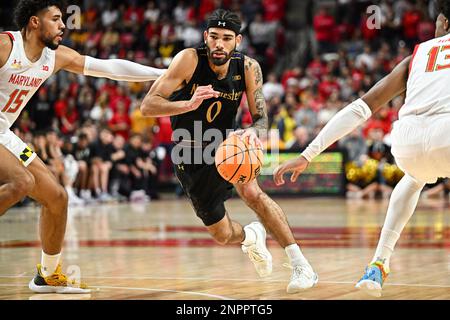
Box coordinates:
[215,135,264,184]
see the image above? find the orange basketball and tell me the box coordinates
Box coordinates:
[215,135,264,184]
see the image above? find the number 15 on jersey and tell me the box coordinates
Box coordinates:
[1,89,29,113]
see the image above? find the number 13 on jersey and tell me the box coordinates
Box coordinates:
[426,45,450,72]
[1,89,29,113]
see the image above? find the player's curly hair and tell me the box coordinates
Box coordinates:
[13,0,67,30]
[207,9,242,32]
[439,0,450,19]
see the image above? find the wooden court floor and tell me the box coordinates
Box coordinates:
[0,197,448,300]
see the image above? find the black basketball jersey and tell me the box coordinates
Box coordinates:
[170,47,246,143]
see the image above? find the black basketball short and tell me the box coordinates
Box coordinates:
[174,163,233,226]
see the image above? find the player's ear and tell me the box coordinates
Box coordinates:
[29,16,40,30]
[236,34,242,47]
[203,30,208,44]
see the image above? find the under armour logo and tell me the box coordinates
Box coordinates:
[42,65,49,72]
[11,59,22,69]
[218,21,226,27]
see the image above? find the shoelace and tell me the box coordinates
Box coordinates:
[245,244,268,263]
[45,273,70,286]
[283,263,314,280]
[43,265,88,288]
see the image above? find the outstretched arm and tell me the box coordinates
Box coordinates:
[55,45,165,81]
[273,56,411,185]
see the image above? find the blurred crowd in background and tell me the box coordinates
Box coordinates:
[1,0,448,206]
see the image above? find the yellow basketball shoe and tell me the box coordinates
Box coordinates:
[29,264,91,294]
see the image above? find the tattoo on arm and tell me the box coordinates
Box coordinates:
[254,62,263,87]
[245,57,253,72]
[252,87,268,136]
[245,57,268,137]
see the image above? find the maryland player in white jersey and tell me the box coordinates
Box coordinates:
[274,0,450,297]
[0,0,164,293]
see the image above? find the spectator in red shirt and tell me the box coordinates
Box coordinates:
[417,17,435,42]
[306,55,327,80]
[98,80,118,101]
[58,98,79,136]
[313,6,336,54]
[402,4,422,47]
[360,11,380,42]
[336,18,355,42]
[123,3,145,28]
[66,73,80,98]
[108,101,131,140]
[84,3,98,29]
[145,20,161,42]
[154,116,173,146]
[154,116,174,182]
[262,0,286,22]
[110,86,132,114]
[363,106,392,138]
[198,0,216,21]
[318,73,340,101]
[281,66,302,89]
[54,90,68,121]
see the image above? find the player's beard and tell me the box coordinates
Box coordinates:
[42,36,60,50]
[206,44,236,66]
[41,30,62,50]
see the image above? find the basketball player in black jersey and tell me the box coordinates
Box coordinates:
[141,9,318,293]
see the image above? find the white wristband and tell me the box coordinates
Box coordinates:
[302,98,372,162]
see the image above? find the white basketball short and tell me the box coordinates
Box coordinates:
[0,129,36,167]
[391,114,450,184]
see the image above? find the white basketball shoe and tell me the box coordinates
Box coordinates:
[241,222,273,277]
[285,261,319,293]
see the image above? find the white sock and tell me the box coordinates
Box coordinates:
[285,243,308,266]
[371,174,424,270]
[41,251,61,277]
[371,228,400,269]
[242,225,257,246]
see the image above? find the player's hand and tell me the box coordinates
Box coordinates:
[230,127,263,149]
[273,155,310,186]
[186,85,220,111]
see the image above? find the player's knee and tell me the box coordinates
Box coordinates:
[45,185,68,209]
[10,171,35,198]
[239,185,264,205]
[210,228,233,245]
[57,186,68,206]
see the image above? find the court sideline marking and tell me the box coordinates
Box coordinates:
[0,283,234,300]
[0,274,448,288]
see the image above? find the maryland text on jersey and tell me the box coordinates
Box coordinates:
[8,74,44,88]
